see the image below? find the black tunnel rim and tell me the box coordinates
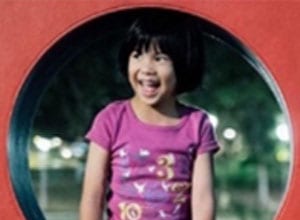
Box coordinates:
[8,7,289,220]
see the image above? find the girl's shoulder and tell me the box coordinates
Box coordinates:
[93,100,128,123]
[99,99,131,114]
[101,99,128,114]
[179,103,216,131]
[179,102,210,120]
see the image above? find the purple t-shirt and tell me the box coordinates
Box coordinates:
[86,100,219,220]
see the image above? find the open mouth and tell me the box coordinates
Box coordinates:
[137,78,161,97]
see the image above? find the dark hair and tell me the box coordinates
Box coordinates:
[118,10,205,94]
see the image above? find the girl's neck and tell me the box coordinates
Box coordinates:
[130,97,181,126]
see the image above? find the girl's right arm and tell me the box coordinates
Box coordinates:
[80,142,109,220]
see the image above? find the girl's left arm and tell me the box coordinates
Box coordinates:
[191,152,216,220]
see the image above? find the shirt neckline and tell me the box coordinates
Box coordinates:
[125,99,189,131]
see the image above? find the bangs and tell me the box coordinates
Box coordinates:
[128,31,173,56]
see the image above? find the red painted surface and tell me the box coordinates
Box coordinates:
[0,1,299,219]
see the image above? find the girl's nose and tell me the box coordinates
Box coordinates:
[140,58,155,74]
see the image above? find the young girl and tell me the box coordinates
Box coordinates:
[80,11,220,220]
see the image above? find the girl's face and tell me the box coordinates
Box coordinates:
[128,43,176,107]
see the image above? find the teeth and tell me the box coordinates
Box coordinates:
[138,79,160,88]
[137,77,160,97]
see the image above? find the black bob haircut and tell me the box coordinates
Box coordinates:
[118,10,205,94]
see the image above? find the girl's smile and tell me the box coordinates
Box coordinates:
[128,44,176,108]
[136,74,160,97]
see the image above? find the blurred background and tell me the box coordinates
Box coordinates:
[27,10,290,220]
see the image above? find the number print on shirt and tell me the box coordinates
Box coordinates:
[170,182,191,204]
[155,153,175,180]
[119,202,142,220]
[160,181,191,204]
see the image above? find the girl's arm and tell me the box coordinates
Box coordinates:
[191,152,216,220]
[80,142,109,220]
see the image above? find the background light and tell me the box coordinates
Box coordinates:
[276,123,289,142]
[33,135,52,152]
[60,148,73,159]
[223,127,237,140]
[51,137,62,147]
[276,148,289,162]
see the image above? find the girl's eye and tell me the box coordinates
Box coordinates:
[131,51,141,59]
[155,54,170,62]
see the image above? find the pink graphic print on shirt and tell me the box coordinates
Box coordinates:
[117,151,191,219]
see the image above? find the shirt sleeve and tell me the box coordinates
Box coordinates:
[85,106,113,151]
[196,112,220,155]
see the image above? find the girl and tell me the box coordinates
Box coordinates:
[80,11,220,220]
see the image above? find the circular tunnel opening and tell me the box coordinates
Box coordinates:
[8,7,291,220]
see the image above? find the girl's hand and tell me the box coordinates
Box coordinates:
[191,153,216,220]
[80,142,109,220]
